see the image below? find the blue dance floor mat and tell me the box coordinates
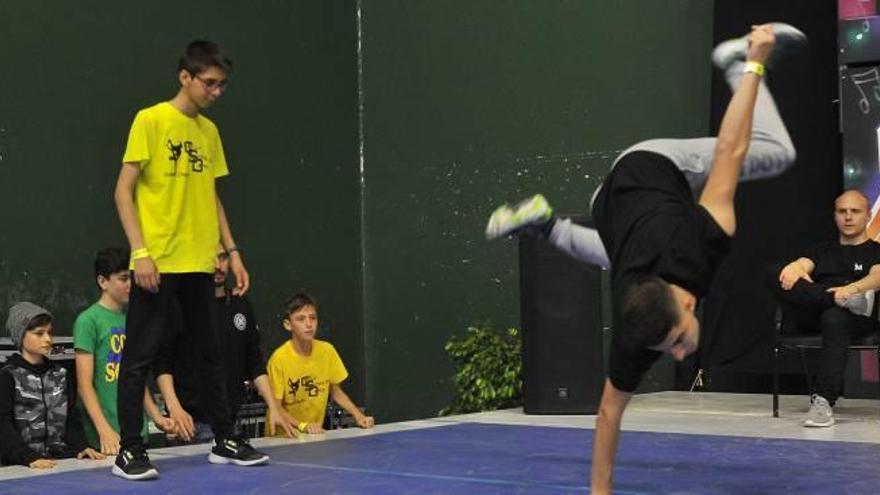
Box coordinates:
[1,422,878,494]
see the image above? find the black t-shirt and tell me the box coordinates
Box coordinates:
[155,295,266,423]
[592,151,732,392]
[802,239,880,286]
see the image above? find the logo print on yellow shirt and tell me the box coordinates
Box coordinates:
[288,376,320,398]
[165,139,206,176]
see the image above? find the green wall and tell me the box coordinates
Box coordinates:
[360,0,714,421]
[1,1,715,423]
[0,1,364,400]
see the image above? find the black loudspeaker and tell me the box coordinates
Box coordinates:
[519,216,604,414]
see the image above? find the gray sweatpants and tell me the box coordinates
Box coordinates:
[549,62,796,269]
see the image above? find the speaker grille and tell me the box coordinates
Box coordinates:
[519,217,605,414]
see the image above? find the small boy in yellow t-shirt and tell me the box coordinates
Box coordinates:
[267,293,374,435]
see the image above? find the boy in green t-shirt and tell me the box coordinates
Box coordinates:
[74,248,175,455]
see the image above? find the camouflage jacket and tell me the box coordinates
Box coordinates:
[0,353,85,465]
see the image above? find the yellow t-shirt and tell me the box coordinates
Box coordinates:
[267,339,348,430]
[122,102,229,273]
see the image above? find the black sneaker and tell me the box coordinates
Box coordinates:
[112,445,159,481]
[208,436,269,466]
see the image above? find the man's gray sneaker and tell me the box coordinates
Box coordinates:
[803,394,835,427]
[712,23,807,70]
[485,194,553,240]
[842,289,875,317]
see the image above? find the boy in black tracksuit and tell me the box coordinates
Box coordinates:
[0,302,103,468]
[155,248,296,442]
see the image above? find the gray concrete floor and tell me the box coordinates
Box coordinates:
[1,391,877,482]
[447,391,880,443]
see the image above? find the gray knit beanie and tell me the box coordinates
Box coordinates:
[5,302,52,349]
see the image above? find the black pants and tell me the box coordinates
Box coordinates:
[117,273,232,449]
[767,265,876,404]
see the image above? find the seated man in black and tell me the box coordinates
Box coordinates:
[771,189,880,428]
[486,24,803,494]
[155,246,297,445]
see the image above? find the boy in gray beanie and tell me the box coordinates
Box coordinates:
[1,302,103,467]
[6,301,52,349]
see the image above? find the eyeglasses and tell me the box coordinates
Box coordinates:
[193,74,229,92]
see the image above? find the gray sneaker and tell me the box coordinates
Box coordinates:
[842,289,875,317]
[711,23,807,70]
[485,194,553,240]
[803,394,835,427]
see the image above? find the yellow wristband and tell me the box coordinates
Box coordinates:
[743,61,765,77]
[131,248,150,260]
[297,422,308,433]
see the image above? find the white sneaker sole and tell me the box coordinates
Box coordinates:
[803,418,835,428]
[208,452,270,466]
[485,206,514,240]
[111,464,159,481]
[865,289,875,317]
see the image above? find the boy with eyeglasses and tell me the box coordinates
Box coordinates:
[113,39,267,481]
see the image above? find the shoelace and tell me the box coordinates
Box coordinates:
[123,449,149,465]
[811,400,830,416]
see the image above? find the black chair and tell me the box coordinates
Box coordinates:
[235,381,267,438]
[772,305,880,418]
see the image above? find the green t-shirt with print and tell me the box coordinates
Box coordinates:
[73,303,147,447]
